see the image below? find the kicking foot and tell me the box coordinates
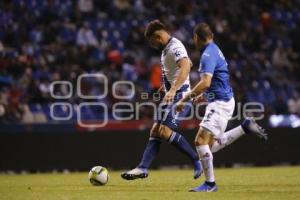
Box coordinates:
[242,117,268,141]
[193,160,203,179]
[189,181,218,192]
[121,168,148,180]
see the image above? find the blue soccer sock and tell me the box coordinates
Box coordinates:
[137,137,162,169]
[168,132,199,162]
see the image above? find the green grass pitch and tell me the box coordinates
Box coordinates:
[0,166,300,200]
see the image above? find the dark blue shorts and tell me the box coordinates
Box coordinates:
[155,92,191,132]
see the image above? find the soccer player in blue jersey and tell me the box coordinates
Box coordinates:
[176,23,267,192]
[121,20,202,180]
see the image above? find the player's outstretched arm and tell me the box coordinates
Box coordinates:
[176,74,212,112]
[163,58,191,104]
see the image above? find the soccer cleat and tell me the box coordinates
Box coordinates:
[121,168,148,180]
[242,118,268,141]
[189,182,218,192]
[193,160,203,179]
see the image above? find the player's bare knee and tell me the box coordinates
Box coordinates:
[195,127,212,146]
[158,126,167,139]
[195,134,207,146]
[194,129,203,146]
[158,125,172,140]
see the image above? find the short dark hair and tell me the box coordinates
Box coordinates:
[194,23,214,40]
[144,20,167,39]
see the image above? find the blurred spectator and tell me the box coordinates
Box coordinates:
[78,0,94,13]
[288,91,300,115]
[114,0,131,11]
[272,41,292,69]
[76,22,99,47]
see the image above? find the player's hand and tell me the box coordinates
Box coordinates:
[163,88,176,104]
[193,94,207,104]
[175,100,185,113]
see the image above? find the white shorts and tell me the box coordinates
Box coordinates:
[200,97,235,137]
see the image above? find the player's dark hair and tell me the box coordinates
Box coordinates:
[194,23,214,40]
[144,20,167,39]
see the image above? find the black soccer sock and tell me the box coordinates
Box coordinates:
[205,181,216,187]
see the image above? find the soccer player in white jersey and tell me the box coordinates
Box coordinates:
[176,23,268,192]
[121,20,203,180]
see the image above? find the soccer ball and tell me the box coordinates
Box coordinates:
[88,166,109,186]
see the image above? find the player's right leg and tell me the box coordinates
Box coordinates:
[154,97,202,179]
[121,123,161,180]
[190,127,217,192]
[189,98,233,192]
[157,124,202,179]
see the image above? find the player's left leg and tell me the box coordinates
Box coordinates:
[211,118,268,153]
[210,125,245,153]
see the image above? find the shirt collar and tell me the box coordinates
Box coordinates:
[200,41,213,52]
[163,37,173,50]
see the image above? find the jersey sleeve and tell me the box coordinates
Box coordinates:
[198,51,217,76]
[171,44,189,63]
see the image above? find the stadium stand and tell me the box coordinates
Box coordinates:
[0,0,299,124]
